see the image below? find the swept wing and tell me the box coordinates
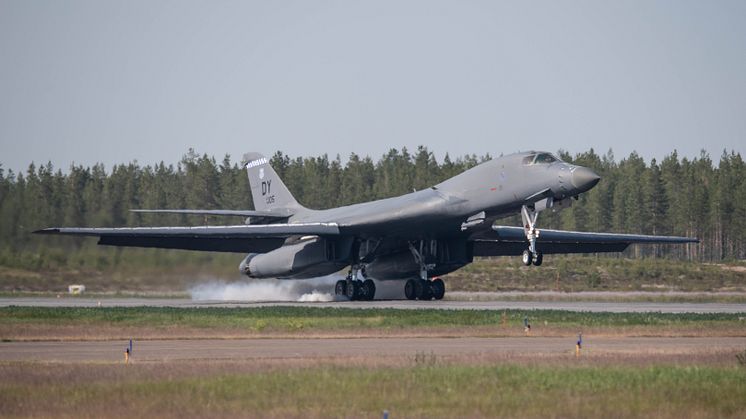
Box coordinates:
[34,223,339,253]
[473,226,698,256]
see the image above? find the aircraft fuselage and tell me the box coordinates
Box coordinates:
[289,152,598,239]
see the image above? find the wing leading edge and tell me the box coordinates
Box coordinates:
[34,223,340,253]
[473,225,698,256]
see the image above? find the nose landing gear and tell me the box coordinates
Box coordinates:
[521,204,544,267]
[521,249,543,266]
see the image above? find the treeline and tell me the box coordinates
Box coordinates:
[0,147,744,265]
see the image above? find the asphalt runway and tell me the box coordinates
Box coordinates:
[2,336,745,363]
[2,297,745,313]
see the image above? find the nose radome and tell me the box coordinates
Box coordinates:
[571,167,601,191]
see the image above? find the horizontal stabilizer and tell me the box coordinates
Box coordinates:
[130,209,291,218]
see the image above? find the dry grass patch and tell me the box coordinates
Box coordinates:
[3,323,746,342]
[2,361,745,418]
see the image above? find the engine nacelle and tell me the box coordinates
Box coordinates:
[239,237,349,279]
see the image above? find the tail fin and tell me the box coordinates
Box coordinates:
[243,152,304,213]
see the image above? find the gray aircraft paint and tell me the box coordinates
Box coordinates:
[273,152,592,237]
[36,150,697,300]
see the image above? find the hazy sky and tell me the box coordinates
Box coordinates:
[1,0,744,173]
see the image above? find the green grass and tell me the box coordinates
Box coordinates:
[2,307,744,333]
[448,292,746,304]
[448,256,746,292]
[3,253,746,293]
[2,364,744,418]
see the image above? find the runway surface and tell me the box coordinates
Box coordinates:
[2,336,745,363]
[2,297,745,313]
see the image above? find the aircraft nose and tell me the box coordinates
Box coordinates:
[570,167,601,191]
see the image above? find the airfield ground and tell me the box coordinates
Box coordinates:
[3,358,744,418]
[3,256,746,295]
[1,303,745,418]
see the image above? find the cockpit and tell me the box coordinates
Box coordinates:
[522,152,560,165]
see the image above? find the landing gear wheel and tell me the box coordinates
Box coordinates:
[404,279,417,300]
[334,280,347,296]
[415,280,433,300]
[522,250,533,266]
[533,252,543,266]
[346,280,359,300]
[362,279,376,301]
[413,280,424,300]
[431,278,445,300]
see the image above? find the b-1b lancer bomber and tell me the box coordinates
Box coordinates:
[37,151,697,301]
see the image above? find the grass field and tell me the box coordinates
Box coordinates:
[2,307,745,341]
[2,307,746,417]
[3,255,746,294]
[447,291,746,304]
[446,257,746,292]
[2,362,744,418]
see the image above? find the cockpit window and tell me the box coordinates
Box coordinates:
[522,153,558,165]
[534,153,557,164]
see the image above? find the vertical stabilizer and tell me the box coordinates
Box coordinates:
[243,152,304,213]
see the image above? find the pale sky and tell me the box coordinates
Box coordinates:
[1,0,744,173]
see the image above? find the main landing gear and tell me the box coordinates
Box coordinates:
[335,267,376,301]
[404,242,445,300]
[404,277,445,300]
[521,204,543,266]
[336,239,449,302]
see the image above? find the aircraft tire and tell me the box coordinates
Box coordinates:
[404,279,417,300]
[363,279,376,301]
[413,279,424,300]
[522,250,533,266]
[346,280,359,300]
[533,252,543,266]
[417,280,433,300]
[335,280,347,296]
[431,278,445,300]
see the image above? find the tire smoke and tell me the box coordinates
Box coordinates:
[189,276,339,302]
[188,275,406,301]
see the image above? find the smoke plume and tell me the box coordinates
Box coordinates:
[189,276,338,302]
[189,275,405,301]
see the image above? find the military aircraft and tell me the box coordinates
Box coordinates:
[36,151,697,301]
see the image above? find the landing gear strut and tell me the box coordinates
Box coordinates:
[521,205,543,267]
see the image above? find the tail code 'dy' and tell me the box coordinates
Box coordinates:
[243,152,304,212]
